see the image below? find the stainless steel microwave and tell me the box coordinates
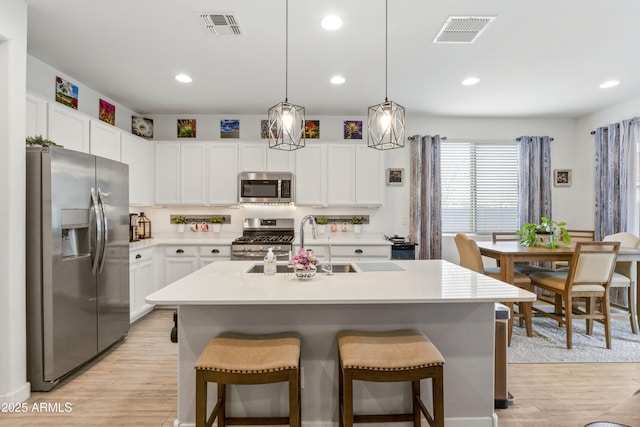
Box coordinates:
[238,172,294,204]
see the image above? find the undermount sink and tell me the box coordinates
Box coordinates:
[245,263,357,274]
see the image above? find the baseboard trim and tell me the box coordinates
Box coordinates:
[0,381,30,405]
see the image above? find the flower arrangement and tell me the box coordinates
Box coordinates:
[517,217,570,248]
[289,248,318,271]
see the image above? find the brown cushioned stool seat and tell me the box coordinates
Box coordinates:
[195,332,301,427]
[337,329,445,427]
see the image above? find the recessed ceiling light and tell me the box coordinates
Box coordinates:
[321,15,342,30]
[175,74,192,83]
[462,77,480,86]
[330,75,346,85]
[599,80,620,89]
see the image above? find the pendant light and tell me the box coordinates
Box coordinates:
[367,0,405,150]
[267,0,305,151]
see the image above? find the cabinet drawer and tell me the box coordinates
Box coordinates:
[164,246,197,257]
[130,247,153,264]
[199,245,231,258]
[332,245,390,258]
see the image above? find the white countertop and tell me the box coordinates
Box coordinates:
[146,259,535,305]
[130,232,393,250]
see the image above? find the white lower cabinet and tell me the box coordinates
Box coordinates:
[129,247,155,323]
[331,245,391,261]
[199,245,232,268]
[164,246,199,286]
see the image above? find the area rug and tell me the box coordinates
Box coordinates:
[508,316,640,363]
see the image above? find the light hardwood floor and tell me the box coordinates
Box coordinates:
[2,309,639,426]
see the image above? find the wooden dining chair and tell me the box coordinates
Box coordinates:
[528,241,620,349]
[603,232,640,334]
[455,233,533,345]
[553,229,595,269]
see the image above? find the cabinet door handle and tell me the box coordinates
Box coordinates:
[176,249,184,254]
[355,249,363,254]
[135,254,142,259]
[211,249,220,254]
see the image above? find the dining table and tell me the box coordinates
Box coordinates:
[477,240,640,334]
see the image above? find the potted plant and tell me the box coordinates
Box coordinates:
[315,216,327,233]
[210,216,225,233]
[172,215,187,233]
[517,217,570,248]
[350,216,364,233]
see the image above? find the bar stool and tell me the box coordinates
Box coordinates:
[337,329,445,427]
[194,332,301,427]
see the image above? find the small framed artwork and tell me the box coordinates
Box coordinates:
[387,168,404,186]
[131,116,154,138]
[221,119,240,138]
[55,76,79,109]
[99,99,115,125]
[177,119,196,138]
[304,120,320,139]
[344,120,363,140]
[554,169,571,187]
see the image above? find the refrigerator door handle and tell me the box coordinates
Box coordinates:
[90,187,103,275]
[97,188,108,274]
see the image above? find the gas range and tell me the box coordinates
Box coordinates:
[231,218,294,261]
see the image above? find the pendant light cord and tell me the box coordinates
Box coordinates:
[285,0,289,102]
[385,0,388,102]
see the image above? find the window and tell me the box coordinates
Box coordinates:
[441,141,519,233]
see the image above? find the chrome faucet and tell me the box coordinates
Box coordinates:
[300,215,318,250]
[321,236,333,275]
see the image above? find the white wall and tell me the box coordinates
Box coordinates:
[27,55,140,132]
[0,0,30,405]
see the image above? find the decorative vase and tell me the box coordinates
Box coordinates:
[212,223,222,233]
[294,264,316,279]
[177,224,185,233]
[353,224,362,233]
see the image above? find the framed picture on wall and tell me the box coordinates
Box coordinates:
[554,169,571,187]
[387,168,404,186]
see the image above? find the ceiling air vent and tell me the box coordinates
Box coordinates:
[198,12,242,36]
[433,16,495,44]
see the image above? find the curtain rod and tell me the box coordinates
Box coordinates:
[407,136,448,141]
[515,137,554,142]
[590,117,640,134]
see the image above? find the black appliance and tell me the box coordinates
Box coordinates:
[386,235,418,260]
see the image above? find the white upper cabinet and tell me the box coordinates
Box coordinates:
[180,143,207,205]
[355,145,384,206]
[26,93,48,138]
[90,120,121,161]
[326,144,384,206]
[121,132,154,206]
[47,103,90,153]
[155,143,181,205]
[207,143,239,205]
[327,144,356,205]
[295,144,326,206]
[239,143,295,172]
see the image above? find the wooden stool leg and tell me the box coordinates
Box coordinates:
[523,301,533,337]
[288,369,300,427]
[343,369,354,427]
[433,368,444,427]
[195,370,206,427]
[218,383,226,427]
[411,380,421,427]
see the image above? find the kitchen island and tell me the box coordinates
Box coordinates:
[146,260,535,427]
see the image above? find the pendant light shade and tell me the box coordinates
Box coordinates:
[367,0,405,150]
[268,0,305,150]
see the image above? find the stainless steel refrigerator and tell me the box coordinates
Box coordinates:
[26,146,130,391]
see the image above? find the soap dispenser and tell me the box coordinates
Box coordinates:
[264,247,277,275]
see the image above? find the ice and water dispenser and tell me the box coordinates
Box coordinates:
[60,209,90,259]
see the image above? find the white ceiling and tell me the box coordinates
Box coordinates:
[23,0,640,118]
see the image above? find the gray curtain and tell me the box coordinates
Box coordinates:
[594,118,638,240]
[517,136,552,227]
[409,135,441,259]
